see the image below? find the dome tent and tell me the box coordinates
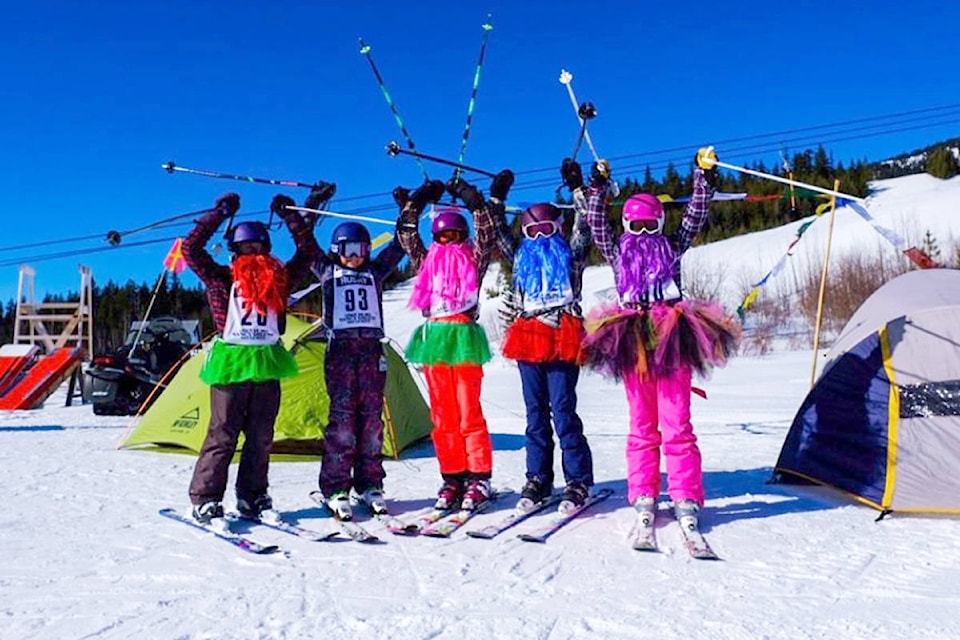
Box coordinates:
[774,269,960,515]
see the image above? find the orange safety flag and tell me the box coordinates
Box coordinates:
[163,238,187,274]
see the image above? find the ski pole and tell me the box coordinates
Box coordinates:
[559,70,600,162]
[285,205,397,227]
[386,141,496,177]
[162,161,319,189]
[453,14,494,183]
[359,37,430,181]
[706,156,866,203]
[106,207,214,246]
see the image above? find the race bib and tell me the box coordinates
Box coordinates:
[222,283,282,345]
[521,277,575,313]
[331,267,382,330]
[620,277,682,306]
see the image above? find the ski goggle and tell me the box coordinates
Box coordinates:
[433,229,467,245]
[336,241,370,258]
[624,218,664,235]
[522,219,560,240]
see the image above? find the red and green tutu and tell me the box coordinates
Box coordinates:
[580,300,741,381]
[405,314,491,366]
[199,340,299,386]
[502,314,584,364]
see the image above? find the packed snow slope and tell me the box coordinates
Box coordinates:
[2,173,960,640]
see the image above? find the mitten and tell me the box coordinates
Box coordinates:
[561,158,583,191]
[447,178,484,211]
[305,181,336,210]
[270,194,296,217]
[489,169,515,201]
[214,192,240,216]
[411,179,446,210]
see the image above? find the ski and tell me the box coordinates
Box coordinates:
[392,507,455,536]
[675,513,719,560]
[308,491,381,544]
[227,511,339,542]
[629,508,658,552]
[420,496,499,538]
[159,508,280,555]
[466,494,562,539]
[517,488,613,543]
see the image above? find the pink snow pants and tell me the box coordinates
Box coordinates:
[621,365,704,506]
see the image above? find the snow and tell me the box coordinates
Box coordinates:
[3,174,960,639]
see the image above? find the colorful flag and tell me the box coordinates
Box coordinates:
[163,238,187,274]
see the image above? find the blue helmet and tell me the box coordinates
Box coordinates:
[228,221,271,252]
[330,222,371,258]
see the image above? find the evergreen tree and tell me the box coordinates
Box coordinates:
[927,146,960,179]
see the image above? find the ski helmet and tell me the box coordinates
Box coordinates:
[329,222,371,259]
[520,203,562,239]
[621,193,665,235]
[431,208,469,242]
[228,221,271,252]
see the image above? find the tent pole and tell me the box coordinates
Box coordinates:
[810,179,840,388]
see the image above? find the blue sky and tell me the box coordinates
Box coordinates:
[1,1,958,302]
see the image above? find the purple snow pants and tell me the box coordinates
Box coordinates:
[621,365,704,506]
[319,338,388,496]
[189,379,281,505]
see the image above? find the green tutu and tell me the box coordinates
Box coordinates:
[405,321,491,366]
[199,340,299,386]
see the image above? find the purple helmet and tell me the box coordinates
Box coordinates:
[622,193,664,235]
[228,221,271,252]
[520,203,562,240]
[431,207,469,237]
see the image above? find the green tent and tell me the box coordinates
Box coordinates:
[121,315,432,458]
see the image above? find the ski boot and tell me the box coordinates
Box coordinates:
[350,486,388,515]
[516,477,552,513]
[558,481,589,516]
[435,479,464,510]
[326,491,353,521]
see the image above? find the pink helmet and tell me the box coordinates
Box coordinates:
[622,193,664,235]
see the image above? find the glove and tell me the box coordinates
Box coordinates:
[447,178,484,211]
[590,159,611,186]
[270,194,296,218]
[305,181,336,210]
[561,158,583,191]
[214,192,240,217]
[696,146,717,170]
[392,186,411,207]
[489,169,514,201]
[696,147,720,189]
[410,179,446,210]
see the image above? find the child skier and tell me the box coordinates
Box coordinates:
[575,149,740,532]
[183,191,312,524]
[396,172,512,511]
[492,175,595,515]
[272,187,406,520]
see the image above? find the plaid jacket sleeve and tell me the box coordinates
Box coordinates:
[472,198,499,281]
[397,202,427,271]
[580,183,618,267]
[673,168,714,255]
[183,208,232,331]
[281,211,329,290]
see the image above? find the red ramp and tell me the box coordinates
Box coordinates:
[0,347,82,410]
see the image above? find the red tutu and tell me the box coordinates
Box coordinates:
[502,314,584,363]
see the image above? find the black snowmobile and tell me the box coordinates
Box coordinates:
[84,316,199,416]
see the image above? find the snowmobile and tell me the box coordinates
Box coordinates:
[84,316,199,416]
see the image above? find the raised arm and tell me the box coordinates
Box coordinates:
[488,170,518,263]
[395,180,445,272]
[575,162,617,266]
[673,148,720,255]
[182,193,234,285]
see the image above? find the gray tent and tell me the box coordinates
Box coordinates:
[774,268,960,514]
